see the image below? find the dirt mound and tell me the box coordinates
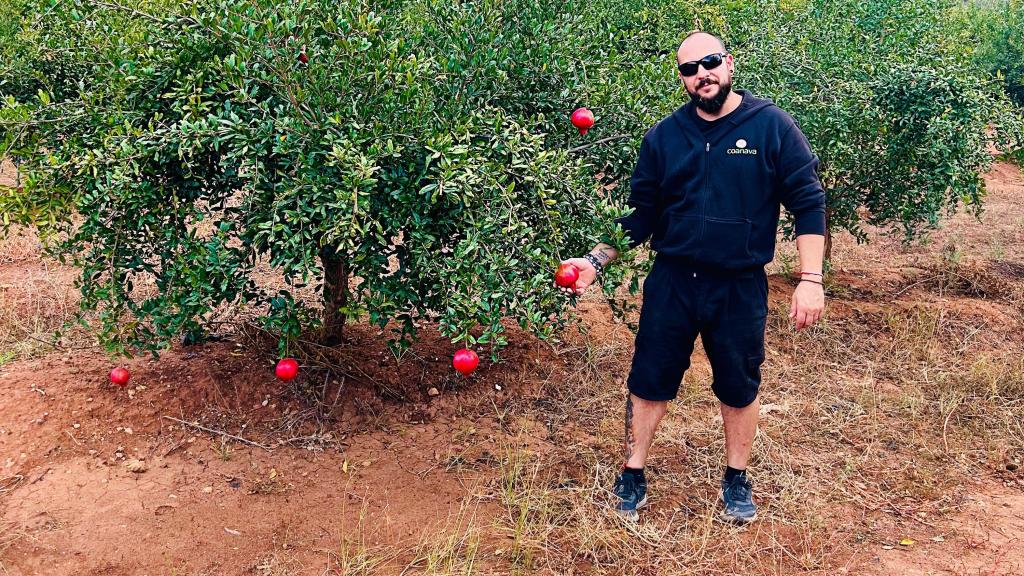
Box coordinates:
[0,331,547,575]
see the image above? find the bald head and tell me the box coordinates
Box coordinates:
[677,31,727,65]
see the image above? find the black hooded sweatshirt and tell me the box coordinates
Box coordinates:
[615,90,826,273]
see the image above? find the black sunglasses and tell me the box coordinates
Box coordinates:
[677,52,727,77]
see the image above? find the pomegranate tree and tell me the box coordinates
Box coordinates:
[2,0,1016,363]
[0,0,649,361]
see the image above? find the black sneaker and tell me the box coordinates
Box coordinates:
[720,474,757,523]
[612,469,648,519]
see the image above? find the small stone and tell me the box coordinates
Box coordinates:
[124,428,133,435]
[428,387,439,396]
[72,423,81,429]
[202,486,214,494]
[124,459,147,473]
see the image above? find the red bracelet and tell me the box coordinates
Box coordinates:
[799,278,824,286]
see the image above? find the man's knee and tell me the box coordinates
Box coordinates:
[630,393,669,413]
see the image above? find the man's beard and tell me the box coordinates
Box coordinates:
[688,77,732,114]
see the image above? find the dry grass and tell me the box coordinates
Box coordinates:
[250,552,307,576]
[401,497,484,575]
[0,225,93,364]
[462,245,1024,574]
[0,226,39,265]
[178,230,1019,574]
[317,480,405,576]
[234,234,1021,575]
[0,521,27,575]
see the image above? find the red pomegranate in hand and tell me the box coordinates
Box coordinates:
[571,108,595,135]
[554,263,579,288]
[452,348,479,376]
[276,358,299,381]
[109,367,131,388]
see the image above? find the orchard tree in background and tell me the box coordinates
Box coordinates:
[1,0,1021,360]
[727,0,1023,252]
[971,0,1024,162]
[974,0,1024,109]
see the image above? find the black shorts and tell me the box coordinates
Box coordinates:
[626,257,768,408]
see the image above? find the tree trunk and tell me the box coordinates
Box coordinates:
[320,245,348,346]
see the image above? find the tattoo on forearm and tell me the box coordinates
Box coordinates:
[624,394,635,464]
[596,248,612,264]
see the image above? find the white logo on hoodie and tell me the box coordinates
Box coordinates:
[727,138,757,155]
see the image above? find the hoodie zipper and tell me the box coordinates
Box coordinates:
[699,141,710,240]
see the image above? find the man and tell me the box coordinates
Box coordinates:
[560,31,826,522]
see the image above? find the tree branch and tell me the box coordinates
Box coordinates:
[568,134,630,154]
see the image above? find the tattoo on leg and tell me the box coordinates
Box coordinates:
[624,394,635,464]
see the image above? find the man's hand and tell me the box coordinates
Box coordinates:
[790,280,824,330]
[557,258,598,296]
